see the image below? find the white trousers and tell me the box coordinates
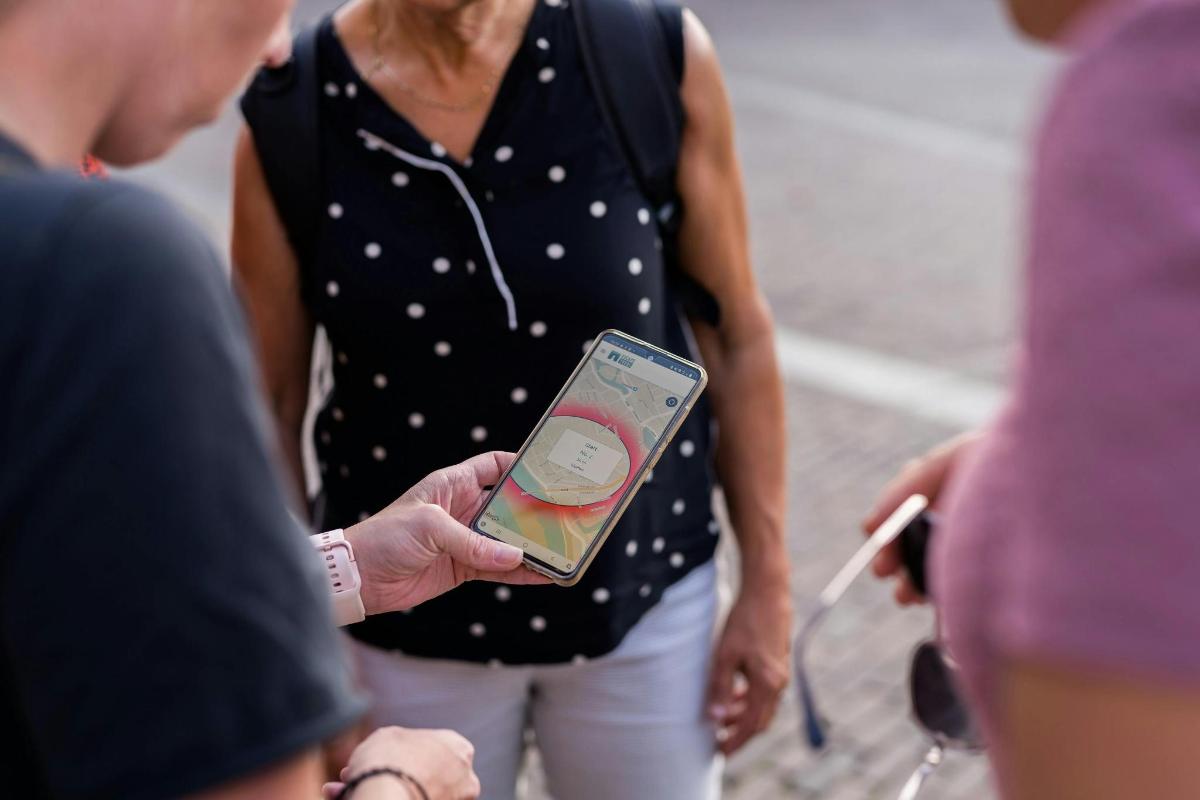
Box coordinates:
[354,561,722,800]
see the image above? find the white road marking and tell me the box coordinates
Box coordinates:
[774,327,1005,430]
[730,72,1023,173]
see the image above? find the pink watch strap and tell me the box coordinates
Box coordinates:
[312,529,366,626]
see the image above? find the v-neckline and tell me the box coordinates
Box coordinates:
[326,2,543,169]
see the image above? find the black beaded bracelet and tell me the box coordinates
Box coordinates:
[335,767,431,800]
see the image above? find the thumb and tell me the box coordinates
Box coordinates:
[427,509,525,571]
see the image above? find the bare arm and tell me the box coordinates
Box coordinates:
[676,10,792,754]
[1007,662,1200,800]
[188,751,324,800]
[231,125,315,504]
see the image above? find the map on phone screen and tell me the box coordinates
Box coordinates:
[477,338,699,572]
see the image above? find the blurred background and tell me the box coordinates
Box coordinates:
[125,1,1058,796]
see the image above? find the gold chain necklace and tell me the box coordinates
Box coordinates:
[367,0,519,114]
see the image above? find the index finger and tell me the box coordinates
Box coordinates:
[864,431,983,532]
[864,462,940,534]
[721,665,785,754]
[472,566,555,585]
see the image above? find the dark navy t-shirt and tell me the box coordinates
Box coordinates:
[0,134,364,800]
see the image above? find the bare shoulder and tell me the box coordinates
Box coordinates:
[680,9,729,130]
[681,7,717,65]
[681,9,720,86]
[1007,659,1200,798]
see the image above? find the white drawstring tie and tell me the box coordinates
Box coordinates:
[358,128,519,331]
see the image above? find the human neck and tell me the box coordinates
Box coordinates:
[0,4,128,167]
[378,0,526,70]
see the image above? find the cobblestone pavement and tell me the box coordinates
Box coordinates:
[127,1,1061,797]
[518,386,994,800]
[718,385,990,800]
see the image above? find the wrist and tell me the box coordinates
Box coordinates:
[349,779,408,800]
[736,578,791,607]
[343,523,384,617]
[736,543,790,591]
[311,529,367,625]
[340,767,428,800]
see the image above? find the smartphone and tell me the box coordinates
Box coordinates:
[470,329,708,586]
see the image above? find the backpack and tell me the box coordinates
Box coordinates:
[240,0,719,326]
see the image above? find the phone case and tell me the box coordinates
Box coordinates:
[470,329,708,586]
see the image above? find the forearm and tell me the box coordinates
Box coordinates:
[187,750,324,800]
[231,125,315,514]
[707,323,788,585]
[274,412,309,512]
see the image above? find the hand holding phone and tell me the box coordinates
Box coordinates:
[471,330,707,585]
[349,451,552,615]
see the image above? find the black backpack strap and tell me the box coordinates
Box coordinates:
[239,22,323,280]
[574,0,682,214]
[574,0,721,327]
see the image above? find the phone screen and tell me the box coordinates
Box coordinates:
[474,332,704,576]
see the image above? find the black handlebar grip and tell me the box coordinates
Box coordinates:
[898,511,935,597]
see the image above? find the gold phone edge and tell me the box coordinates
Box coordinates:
[468,328,709,587]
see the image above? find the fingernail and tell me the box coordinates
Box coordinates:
[493,543,523,568]
[709,704,727,720]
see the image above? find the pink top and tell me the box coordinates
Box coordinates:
[935,0,1200,791]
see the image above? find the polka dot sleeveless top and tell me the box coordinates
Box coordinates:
[301,1,717,664]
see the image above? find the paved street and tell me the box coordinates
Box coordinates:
[125,1,1060,796]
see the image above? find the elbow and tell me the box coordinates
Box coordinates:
[279,404,308,443]
[719,292,777,354]
[268,385,309,443]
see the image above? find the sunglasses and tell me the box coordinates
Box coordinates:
[793,495,984,799]
[898,639,984,798]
